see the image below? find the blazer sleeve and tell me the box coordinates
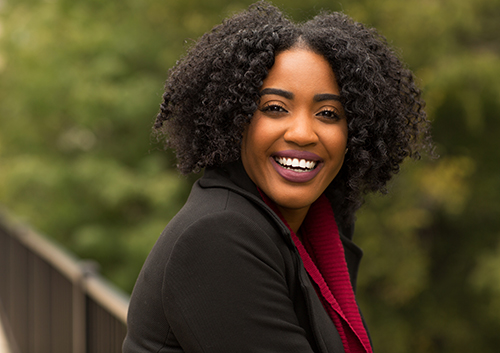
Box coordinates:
[162,210,315,353]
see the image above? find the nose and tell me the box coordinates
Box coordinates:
[283,113,319,147]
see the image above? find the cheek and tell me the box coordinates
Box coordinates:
[325,126,348,149]
[240,124,259,167]
[334,123,349,150]
[240,131,250,163]
[242,118,266,156]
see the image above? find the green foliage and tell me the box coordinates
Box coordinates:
[343,0,500,351]
[0,0,198,291]
[1,0,499,351]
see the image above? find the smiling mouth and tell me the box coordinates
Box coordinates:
[274,156,318,172]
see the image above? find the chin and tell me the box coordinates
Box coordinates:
[272,194,316,211]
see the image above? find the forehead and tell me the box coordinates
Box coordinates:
[262,49,339,95]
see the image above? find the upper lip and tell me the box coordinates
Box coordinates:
[272,150,322,162]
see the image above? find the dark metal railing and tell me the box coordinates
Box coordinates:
[0,210,129,353]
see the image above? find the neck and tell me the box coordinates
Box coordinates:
[277,205,310,234]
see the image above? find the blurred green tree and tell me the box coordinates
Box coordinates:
[345,0,500,351]
[0,0,499,352]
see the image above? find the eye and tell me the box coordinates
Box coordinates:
[317,108,341,121]
[260,103,288,114]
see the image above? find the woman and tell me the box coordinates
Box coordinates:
[123,2,432,352]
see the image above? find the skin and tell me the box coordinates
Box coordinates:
[241,47,348,234]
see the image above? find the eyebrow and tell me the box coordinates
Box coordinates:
[259,88,341,102]
[314,93,341,102]
[260,88,293,100]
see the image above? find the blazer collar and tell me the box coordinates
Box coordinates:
[199,160,293,246]
[198,160,363,284]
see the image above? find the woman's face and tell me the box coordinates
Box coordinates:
[241,48,348,221]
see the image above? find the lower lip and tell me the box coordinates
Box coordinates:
[270,157,322,183]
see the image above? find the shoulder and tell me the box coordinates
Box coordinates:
[169,182,278,238]
[166,197,287,266]
[164,209,286,277]
[172,207,275,250]
[146,184,289,273]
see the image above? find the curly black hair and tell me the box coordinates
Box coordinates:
[154,1,433,224]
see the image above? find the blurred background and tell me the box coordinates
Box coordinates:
[0,0,499,351]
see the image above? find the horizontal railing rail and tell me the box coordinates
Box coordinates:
[0,210,129,353]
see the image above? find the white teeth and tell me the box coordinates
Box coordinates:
[275,157,317,171]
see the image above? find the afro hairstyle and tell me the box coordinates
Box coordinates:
[154,1,433,224]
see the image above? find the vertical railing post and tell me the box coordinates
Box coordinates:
[72,280,86,353]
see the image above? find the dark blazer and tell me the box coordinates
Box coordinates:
[123,161,366,353]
